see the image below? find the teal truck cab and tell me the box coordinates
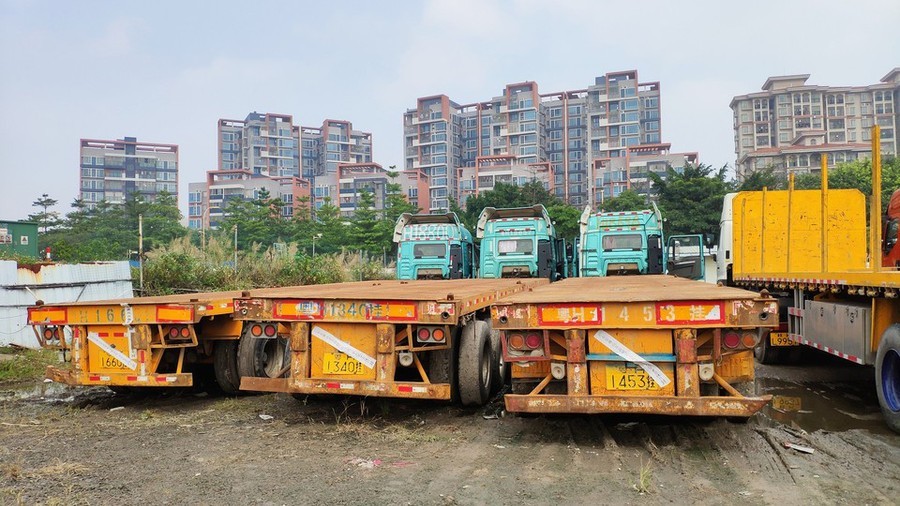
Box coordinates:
[393,212,476,280]
[579,203,705,280]
[477,205,563,280]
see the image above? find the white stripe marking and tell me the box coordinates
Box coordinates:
[87,333,137,370]
[593,330,671,388]
[311,326,376,370]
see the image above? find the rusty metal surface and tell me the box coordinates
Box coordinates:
[504,393,772,417]
[245,278,547,303]
[240,376,452,400]
[41,289,253,307]
[496,275,761,304]
[45,365,193,387]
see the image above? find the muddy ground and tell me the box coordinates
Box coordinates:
[0,353,898,505]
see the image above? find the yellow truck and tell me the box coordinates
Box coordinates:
[725,128,900,432]
[234,278,547,405]
[27,290,253,393]
[490,275,777,417]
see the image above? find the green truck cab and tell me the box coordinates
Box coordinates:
[393,212,476,280]
[477,205,565,280]
[579,203,704,280]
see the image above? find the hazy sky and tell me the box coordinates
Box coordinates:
[2,0,898,221]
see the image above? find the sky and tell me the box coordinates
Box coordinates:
[1,0,898,221]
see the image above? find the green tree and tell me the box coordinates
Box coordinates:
[599,189,647,212]
[546,204,581,241]
[309,197,347,255]
[738,167,784,191]
[348,188,383,255]
[220,188,287,249]
[462,181,559,230]
[651,164,733,238]
[141,191,187,250]
[27,194,61,234]
[782,156,900,214]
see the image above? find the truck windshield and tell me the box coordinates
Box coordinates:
[602,234,643,251]
[413,243,447,258]
[498,239,533,255]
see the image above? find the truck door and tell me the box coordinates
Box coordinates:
[449,244,463,279]
[666,234,704,281]
[537,239,553,279]
[647,234,664,274]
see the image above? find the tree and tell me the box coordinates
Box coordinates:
[348,188,383,255]
[651,164,733,238]
[781,156,900,214]
[28,194,61,234]
[546,204,581,241]
[599,190,647,212]
[462,181,559,230]
[738,167,784,191]
[220,188,287,249]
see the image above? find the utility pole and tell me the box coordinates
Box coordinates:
[138,214,144,293]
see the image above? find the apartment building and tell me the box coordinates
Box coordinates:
[315,163,430,218]
[79,137,178,209]
[731,68,900,181]
[189,114,375,229]
[404,70,691,212]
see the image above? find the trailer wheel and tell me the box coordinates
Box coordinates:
[237,335,290,379]
[489,328,506,395]
[875,324,900,433]
[458,319,493,406]
[754,334,782,364]
[213,340,241,394]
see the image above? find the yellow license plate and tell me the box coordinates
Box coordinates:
[771,395,802,412]
[605,364,662,391]
[770,332,793,346]
[97,354,129,370]
[322,353,366,375]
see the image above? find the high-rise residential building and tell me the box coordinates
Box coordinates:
[218,112,300,177]
[731,68,899,181]
[404,70,690,211]
[189,113,377,230]
[79,137,179,209]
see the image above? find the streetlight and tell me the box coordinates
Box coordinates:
[312,233,323,256]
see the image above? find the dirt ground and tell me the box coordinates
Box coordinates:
[0,359,898,505]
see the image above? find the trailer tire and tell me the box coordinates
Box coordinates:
[237,335,291,379]
[213,340,242,394]
[875,324,900,433]
[754,334,782,364]
[489,327,506,395]
[458,319,493,406]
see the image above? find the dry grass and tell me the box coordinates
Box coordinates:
[0,348,60,384]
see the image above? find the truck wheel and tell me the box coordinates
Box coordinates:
[754,334,782,364]
[875,324,900,433]
[213,340,241,394]
[458,319,493,406]
[237,335,290,379]
[489,327,506,395]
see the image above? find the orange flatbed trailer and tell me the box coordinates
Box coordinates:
[27,289,250,389]
[491,276,777,417]
[234,278,547,405]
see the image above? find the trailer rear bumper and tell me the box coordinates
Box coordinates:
[241,376,452,400]
[504,394,772,418]
[45,366,192,387]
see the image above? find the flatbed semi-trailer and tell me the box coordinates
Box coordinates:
[491,276,777,417]
[234,278,547,405]
[26,288,299,393]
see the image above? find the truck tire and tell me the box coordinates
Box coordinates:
[875,324,900,433]
[458,319,493,406]
[754,334,782,364]
[237,335,290,379]
[489,327,506,395]
[213,340,241,394]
